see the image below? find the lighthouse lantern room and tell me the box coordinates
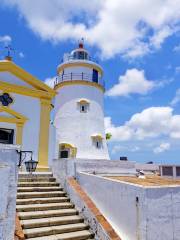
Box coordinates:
[54,40,109,160]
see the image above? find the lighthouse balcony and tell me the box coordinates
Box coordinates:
[54,72,105,88]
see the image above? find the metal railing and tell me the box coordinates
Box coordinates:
[54,73,105,88]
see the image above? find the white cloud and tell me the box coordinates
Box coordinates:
[153,142,170,154]
[174,44,180,52]
[0,35,12,44]
[106,68,155,97]
[44,76,56,88]
[2,0,180,58]
[175,66,180,74]
[150,26,174,49]
[112,145,140,154]
[19,52,25,58]
[170,89,180,106]
[105,107,180,142]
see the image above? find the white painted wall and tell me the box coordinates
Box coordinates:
[77,172,180,240]
[48,123,56,166]
[0,86,41,161]
[11,93,41,161]
[0,71,33,88]
[0,145,19,240]
[54,84,109,160]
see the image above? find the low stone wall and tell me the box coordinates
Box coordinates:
[77,172,180,240]
[66,177,121,240]
[0,145,19,240]
[52,158,136,187]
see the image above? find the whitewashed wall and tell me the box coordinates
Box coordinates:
[0,145,19,240]
[12,93,40,161]
[0,87,41,161]
[54,84,109,159]
[0,71,33,88]
[77,172,180,240]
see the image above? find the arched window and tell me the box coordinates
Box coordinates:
[91,134,103,149]
[77,99,90,113]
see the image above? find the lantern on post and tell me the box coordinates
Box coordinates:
[24,152,38,173]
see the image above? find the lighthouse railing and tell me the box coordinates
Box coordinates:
[54,73,105,88]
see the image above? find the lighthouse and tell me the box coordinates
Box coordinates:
[54,41,109,160]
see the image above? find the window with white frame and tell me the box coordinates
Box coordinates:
[95,139,102,149]
[77,99,90,113]
[91,135,103,149]
[80,103,88,113]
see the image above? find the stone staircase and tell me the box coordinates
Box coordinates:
[16,172,94,240]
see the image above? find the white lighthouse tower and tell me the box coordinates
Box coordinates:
[54,41,109,160]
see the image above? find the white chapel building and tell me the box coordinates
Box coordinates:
[0,42,109,170]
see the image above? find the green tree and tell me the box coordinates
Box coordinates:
[106,133,112,140]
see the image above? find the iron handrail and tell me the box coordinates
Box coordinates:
[54,73,105,88]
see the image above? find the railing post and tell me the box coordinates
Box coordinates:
[82,72,83,80]
[71,72,72,80]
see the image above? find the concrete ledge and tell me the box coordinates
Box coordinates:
[66,177,121,240]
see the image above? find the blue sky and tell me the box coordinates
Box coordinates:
[0,0,180,164]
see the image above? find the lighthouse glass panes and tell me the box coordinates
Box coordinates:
[73,51,88,60]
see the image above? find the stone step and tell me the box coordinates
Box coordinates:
[27,230,93,240]
[16,197,70,205]
[17,202,74,212]
[18,209,78,220]
[17,186,62,192]
[18,182,59,187]
[21,215,84,229]
[17,191,66,199]
[18,177,56,182]
[18,173,53,178]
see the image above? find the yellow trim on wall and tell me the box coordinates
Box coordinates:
[77,98,90,104]
[16,123,23,145]
[59,143,77,158]
[0,106,28,123]
[0,107,28,145]
[57,62,103,75]
[91,134,103,140]
[38,99,51,169]
[54,80,105,92]
[0,60,55,95]
[0,81,55,99]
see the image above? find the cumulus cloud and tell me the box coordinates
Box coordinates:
[106,68,155,97]
[0,35,12,44]
[1,0,180,58]
[153,142,170,154]
[105,107,180,141]
[19,52,25,58]
[174,44,180,52]
[170,89,180,106]
[112,145,140,154]
[44,76,56,88]
[175,66,180,74]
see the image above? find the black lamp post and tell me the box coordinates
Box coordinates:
[25,159,38,173]
[17,150,38,173]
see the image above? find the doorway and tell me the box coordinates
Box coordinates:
[60,150,69,158]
